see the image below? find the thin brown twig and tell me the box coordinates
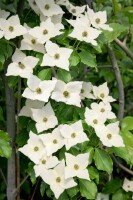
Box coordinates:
[30,179,40,200]
[13,174,29,196]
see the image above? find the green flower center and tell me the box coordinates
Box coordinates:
[34,146,39,152]
[100,108,105,113]
[42,159,46,165]
[53,139,58,144]
[71,132,76,138]
[36,87,42,94]
[44,4,50,10]
[43,29,48,35]
[54,53,60,59]
[93,119,98,124]
[56,177,61,183]
[43,117,48,122]
[9,26,14,32]
[81,89,84,93]
[100,93,105,98]
[63,91,69,97]
[95,18,100,24]
[82,31,88,37]
[31,39,36,44]
[107,133,112,139]
[71,8,76,13]
[18,62,25,69]
[74,164,79,170]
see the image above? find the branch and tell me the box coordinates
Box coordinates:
[114,38,133,61]
[0,168,7,186]
[108,46,125,120]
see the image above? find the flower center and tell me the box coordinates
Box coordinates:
[71,8,76,13]
[18,62,25,69]
[43,29,48,35]
[43,117,48,122]
[93,119,98,124]
[42,159,46,165]
[53,139,58,144]
[63,91,69,97]
[81,89,84,93]
[82,31,88,37]
[36,87,42,94]
[95,18,100,24]
[56,177,61,183]
[107,133,112,139]
[33,1,36,5]
[100,93,105,98]
[9,26,14,32]
[44,4,50,10]
[100,108,105,113]
[34,146,39,152]
[54,53,60,59]
[31,39,36,44]
[74,164,79,170]
[71,132,76,138]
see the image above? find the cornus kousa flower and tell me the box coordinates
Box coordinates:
[36,0,64,17]
[51,80,82,107]
[19,99,44,117]
[41,160,77,199]
[34,153,59,177]
[92,82,116,103]
[122,178,133,192]
[39,127,65,156]
[0,9,10,19]
[87,6,113,31]
[60,120,89,150]
[6,49,39,78]
[0,15,27,40]
[67,12,91,27]
[96,193,109,200]
[27,0,40,15]
[90,102,116,120]
[80,82,94,99]
[29,18,63,44]
[65,153,90,180]
[22,74,56,102]
[95,122,125,147]
[67,3,86,16]
[41,40,73,71]
[19,131,45,164]
[20,24,46,54]
[31,102,58,133]
[85,107,106,129]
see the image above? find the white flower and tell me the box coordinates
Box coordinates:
[55,0,70,6]
[67,3,86,16]
[36,0,64,17]
[90,102,116,120]
[65,153,90,180]
[6,49,39,78]
[0,15,27,40]
[60,120,89,150]
[19,131,45,164]
[122,178,133,192]
[39,127,65,156]
[41,41,73,71]
[51,80,82,107]
[31,102,58,133]
[20,24,46,53]
[92,82,116,103]
[95,122,125,147]
[22,74,56,102]
[27,0,40,15]
[80,82,94,99]
[67,12,91,27]
[0,9,10,19]
[19,99,44,117]
[96,193,109,200]
[41,160,77,199]
[69,23,101,46]
[29,18,63,44]
[40,13,63,25]
[85,107,106,128]
[87,6,113,31]
[34,153,59,177]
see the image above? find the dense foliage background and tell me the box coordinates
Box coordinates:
[0,0,133,199]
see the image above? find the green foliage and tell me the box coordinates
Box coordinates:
[0,130,11,158]
[79,50,97,68]
[79,179,97,199]
[38,69,52,80]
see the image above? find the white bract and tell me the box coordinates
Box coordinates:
[67,12,91,27]
[96,193,109,200]
[41,40,73,71]
[31,102,58,133]
[95,122,125,147]
[41,160,77,199]
[65,153,90,180]
[80,82,94,99]
[19,131,45,164]
[39,127,65,156]
[6,49,39,78]
[60,120,89,150]
[67,3,86,16]
[87,6,113,31]
[36,0,64,17]
[27,0,40,15]
[51,80,82,107]
[19,99,44,117]
[85,107,106,128]
[29,18,63,44]
[55,0,70,6]
[92,82,116,103]
[40,13,63,26]
[34,153,59,177]
[0,15,27,40]
[0,9,10,19]
[122,178,133,192]
[22,75,56,102]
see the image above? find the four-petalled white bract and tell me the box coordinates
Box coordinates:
[122,178,133,192]
[67,3,86,16]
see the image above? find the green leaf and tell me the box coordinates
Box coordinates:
[69,50,80,66]
[67,186,79,198]
[94,149,113,174]
[88,166,99,184]
[79,50,97,67]
[102,179,122,194]
[55,191,69,200]
[0,130,11,158]
[38,69,52,80]
[40,182,48,197]
[112,189,127,200]
[57,69,71,83]
[79,179,97,199]
[121,116,133,131]
[84,146,94,165]
[7,76,19,88]
[0,107,4,121]
[26,162,36,185]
